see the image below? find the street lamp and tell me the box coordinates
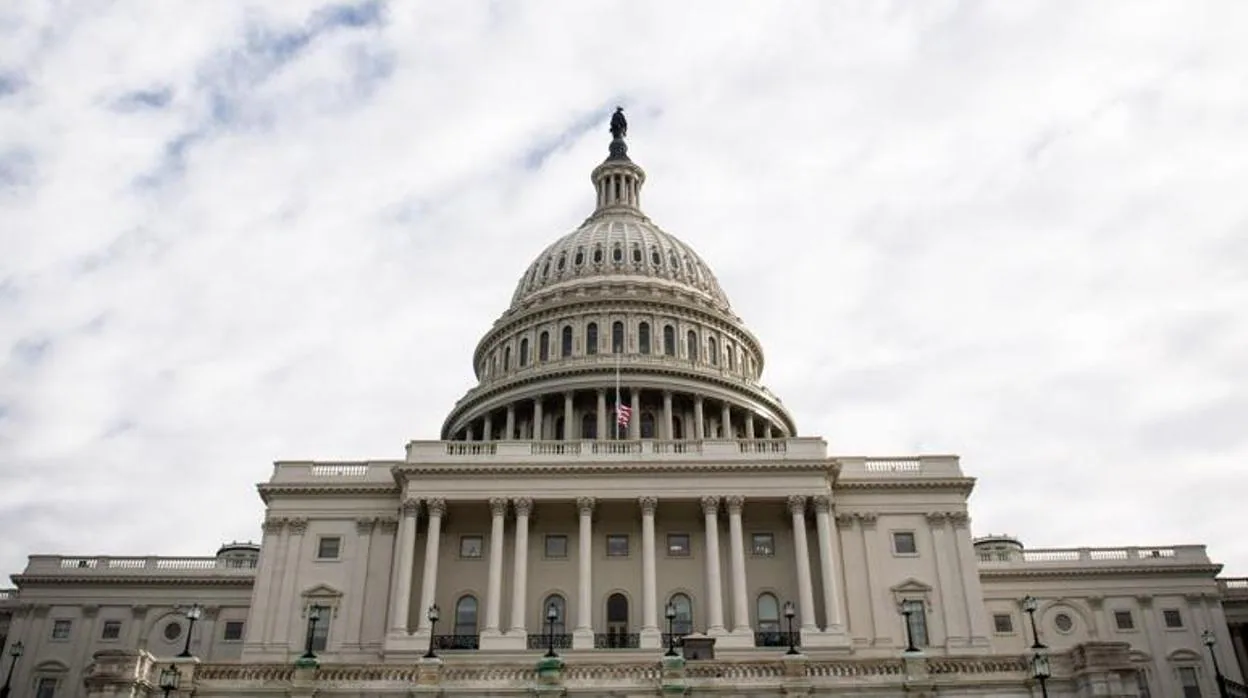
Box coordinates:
[301,605,322,661]
[1202,629,1230,698]
[158,664,181,697]
[0,641,24,698]
[899,602,919,653]
[544,602,560,658]
[423,604,440,659]
[1022,595,1046,649]
[783,601,799,655]
[177,604,203,658]
[664,602,678,657]
[1031,650,1051,698]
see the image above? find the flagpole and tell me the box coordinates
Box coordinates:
[614,345,621,440]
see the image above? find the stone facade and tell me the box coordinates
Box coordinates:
[2,121,1246,697]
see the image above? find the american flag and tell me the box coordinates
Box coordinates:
[615,402,632,428]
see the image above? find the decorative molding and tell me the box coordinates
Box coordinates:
[576,497,596,515]
[202,605,222,621]
[131,605,149,617]
[856,512,879,528]
[925,512,948,526]
[512,497,533,517]
[400,498,421,516]
[638,496,658,516]
[834,513,856,529]
[286,518,309,535]
[835,479,976,496]
[947,512,970,529]
[1135,594,1153,608]
[262,518,285,534]
[257,483,401,503]
[393,461,829,478]
[377,516,399,533]
[724,495,744,515]
[787,495,807,516]
[1086,595,1104,609]
[811,495,832,514]
[489,497,509,517]
[700,496,720,516]
[81,603,100,617]
[356,517,378,534]
[426,499,447,517]
[979,565,1224,581]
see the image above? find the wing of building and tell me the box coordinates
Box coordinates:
[2,115,1246,698]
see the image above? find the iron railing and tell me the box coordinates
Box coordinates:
[432,634,479,650]
[754,630,799,648]
[526,633,573,650]
[594,633,639,649]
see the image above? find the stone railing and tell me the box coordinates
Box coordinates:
[976,545,1212,567]
[20,555,258,576]
[1220,577,1248,598]
[837,455,964,478]
[406,437,827,463]
[0,588,16,601]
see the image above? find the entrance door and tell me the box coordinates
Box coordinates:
[606,593,629,646]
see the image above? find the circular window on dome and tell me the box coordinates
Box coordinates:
[574,248,584,266]
[612,244,623,263]
[1053,612,1074,634]
[557,252,566,271]
[163,621,183,642]
[593,246,604,264]
[651,249,662,266]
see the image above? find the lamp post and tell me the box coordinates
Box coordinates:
[783,601,799,655]
[1202,629,1230,698]
[1031,651,1051,698]
[158,663,181,697]
[1022,595,1046,649]
[177,603,203,658]
[0,641,24,698]
[300,605,322,661]
[664,602,678,657]
[899,602,919,653]
[423,604,440,659]
[545,602,560,658]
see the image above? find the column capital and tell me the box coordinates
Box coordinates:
[426,498,447,517]
[925,511,947,526]
[1135,594,1153,608]
[639,496,658,516]
[377,516,399,533]
[356,517,378,534]
[701,495,720,516]
[834,513,855,529]
[947,511,970,529]
[287,517,309,535]
[489,497,509,516]
[787,495,808,516]
[856,512,878,528]
[401,498,421,516]
[811,495,832,514]
[576,497,596,515]
[513,497,533,516]
[262,517,285,534]
[725,495,744,515]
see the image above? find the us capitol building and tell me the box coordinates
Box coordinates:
[2,112,1246,697]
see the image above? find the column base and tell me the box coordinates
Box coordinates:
[383,631,431,658]
[572,628,596,650]
[480,631,527,651]
[799,628,853,650]
[712,629,757,649]
[640,628,662,649]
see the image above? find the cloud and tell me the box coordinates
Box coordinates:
[1,0,1247,587]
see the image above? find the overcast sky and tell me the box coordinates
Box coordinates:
[2,1,1246,582]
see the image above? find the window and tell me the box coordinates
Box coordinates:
[638,322,651,354]
[1136,670,1152,698]
[606,534,629,557]
[632,245,642,263]
[686,330,698,361]
[539,332,549,362]
[561,326,573,357]
[902,600,928,646]
[1114,610,1135,630]
[586,323,598,355]
[556,252,566,271]
[1178,667,1201,698]
[726,342,735,370]
[223,621,245,642]
[669,593,693,635]
[640,412,655,438]
[751,533,775,556]
[101,620,122,640]
[663,325,675,356]
[756,593,781,633]
[992,613,1013,633]
[317,536,342,560]
[707,337,718,365]
[593,246,603,264]
[163,621,182,641]
[1163,609,1184,629]
[651,249,662,266]
[519,338,530,367]
[460,535,484,559]
[309,609,329,651]
[1053,612,1074,633]
[543,595,566,635]
[892,531,918,555]
[667,534,691,557]
[612,244,623,263]
[581,413,597,440]
[503,346,511,370]
[36,678,58,698]
[612,321,624,353]
[454,596,478,637]
[545,534,568,559]
[50,619,72,640]
[574,248,584,266]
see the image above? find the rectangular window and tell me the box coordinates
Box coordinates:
[992,613,1013,633]
[51,619,72,640]
[223,621,245,642]
[100,620,122,640]
[750,533,775,557]
[666,534,691,557]
[1114,610,1135,630]
[544,534,568,559]
[1163,609,1183,628]
[903,600,928,646]
[459,535,484,559]
[606,534,629,557]
[36,678,58,698]
[892,531,918,555]
[310,615,330,652]
[316,536,342,560]
[1178,667,1201,698]
[1136,670,1152,698]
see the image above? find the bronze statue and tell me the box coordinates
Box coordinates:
[610,107,627,140]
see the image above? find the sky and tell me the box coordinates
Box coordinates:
[1,1,1247,582]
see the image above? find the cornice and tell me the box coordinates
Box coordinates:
[978,564,1224,581]
[257,483,401,504]
[11,575,255,587]
[835,478,976,495]
[393,460,833,477]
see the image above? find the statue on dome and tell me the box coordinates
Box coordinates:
[610,107,628,140]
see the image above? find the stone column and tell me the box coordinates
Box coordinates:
[662,391,674,439]
[694,397,705,439]
[389,499,420,634]
[484,497,508,634]
[745,414,755,439]
[927,512,966,646]
[533,398,544,440]
[564,392,575,440]
[763,422,773,438]
[629,389,641,439]
[702,496,726,633]
[1231,624,1248,681]
[505,405,515,440]
[640,497,660,645]
[575,497,596,646]
[483,413,493,441]
[726,496,750,634]
[788,495,818,631]
[720,403,731,438]
[347,517,377,645]
[416,499,446,633]
[510,498,532,635]
[596,390,607,440]
[812,496,846,634]
[465,424,474,441]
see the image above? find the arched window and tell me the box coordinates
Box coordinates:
[725,342,735,370]
[455,595,478,637]
[686,331,699,362]
[519,338,530,367]
[612,321,624,353]
[663,325,675,356]
[640,412,655,439]
[561,326,573,357]
[503,346,512,371]
[555,417,566,441]
[638,322,651,355]
[668,593,693,636]
[607,593,629,633]
[581,413,597,440]
[586,323,599,355]
[756,593,782,646]
[539,332,549,362]
[544,594,567,636]
[902,599,928,647]
[707,337,718,366]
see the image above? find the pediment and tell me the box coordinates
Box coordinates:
[301,583,343,599]
[1168,648,1202,662]
[890,578,933,594]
